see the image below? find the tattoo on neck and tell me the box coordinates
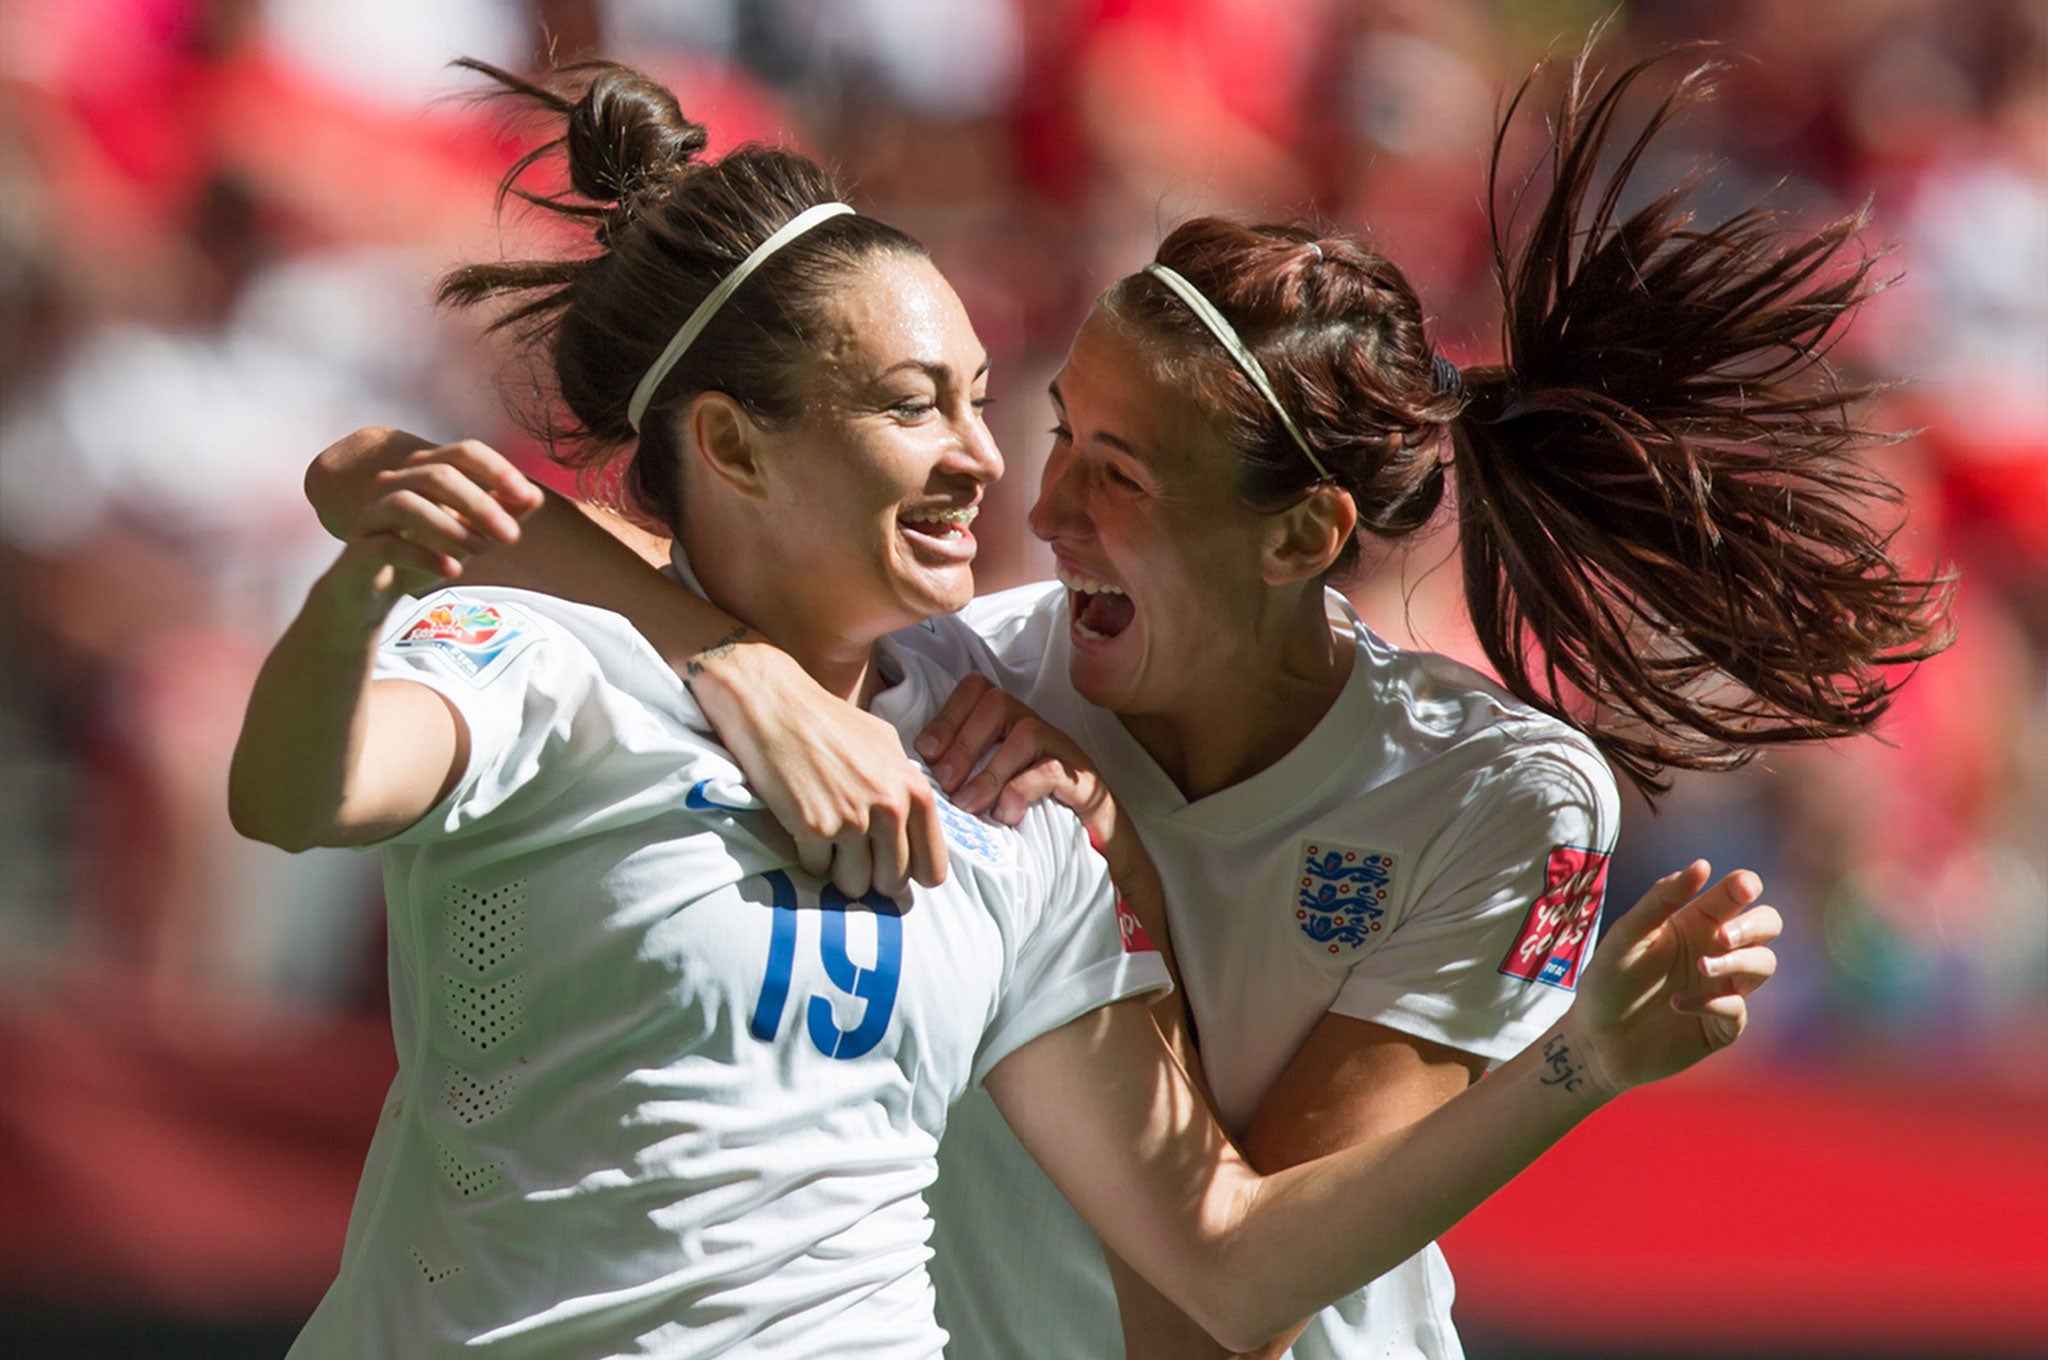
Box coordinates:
[1539,1034,1585,1094]
[684,625,752,681]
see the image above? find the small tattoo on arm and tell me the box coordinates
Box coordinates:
[1539,1034,1585,1093]
[684,625,752,681]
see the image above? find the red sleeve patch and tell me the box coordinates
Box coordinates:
[1115,896,1156,955]
[1499,846,1609,989]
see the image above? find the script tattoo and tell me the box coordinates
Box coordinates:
[684,625,753,681]
[1539,1033,1585,1093]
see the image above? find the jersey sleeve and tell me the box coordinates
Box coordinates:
[972,804,1172,1085]
[1329,736,1620,1064]
[368,590,588,843]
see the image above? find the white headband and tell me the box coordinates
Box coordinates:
[627,201,857,432]
[1143,263,1332,482]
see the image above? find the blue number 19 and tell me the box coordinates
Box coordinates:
[748,871,903,1060]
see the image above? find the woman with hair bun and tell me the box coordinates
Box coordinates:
[268,52,1811,1360]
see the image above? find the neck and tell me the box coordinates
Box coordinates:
[679,522,880,707]
[1120,586,1353,801]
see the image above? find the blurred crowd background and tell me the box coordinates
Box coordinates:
[0,0,2042,1357]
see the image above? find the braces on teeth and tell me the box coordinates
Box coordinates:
[908,506,978,526]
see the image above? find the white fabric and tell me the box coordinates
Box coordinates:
[289,583,1167,1359]
[907,582,1619,1360]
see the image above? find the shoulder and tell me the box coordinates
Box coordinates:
[1349,625,1616,823]
[380,586,708,729]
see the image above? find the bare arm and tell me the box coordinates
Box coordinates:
[306,427,949,895]
[229,527,471,851]
[985,862,1780,1353]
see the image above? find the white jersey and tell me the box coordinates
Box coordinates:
[908,583,1619,1360]
[288,585,1168,1360]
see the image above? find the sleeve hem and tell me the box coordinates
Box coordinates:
[1328,981,1569,1065]
[971,952,1172,1087]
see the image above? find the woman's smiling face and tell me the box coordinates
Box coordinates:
[1028,306,1288,717]
[750,251,1003,642]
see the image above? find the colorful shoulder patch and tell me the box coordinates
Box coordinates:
[1499,845,1610,989]
[1295,842,1396,958]
[391,599,538,687]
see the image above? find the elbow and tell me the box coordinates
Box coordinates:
[227,768,323,854]
[1187,1294,1289,1357]
[1164,1241,1295,1354]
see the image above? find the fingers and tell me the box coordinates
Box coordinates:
[794,828,835,882]
[868,803,912,900]
[1684,869,1764,926]
[1717,902,1782,951]
[956,718,1061,815]
[905,783,949,889]
[376,459,527,545]
[927,681,1021,794]
[989,759,1072,827]
[410,439,545,521]
[309,427,435,538]
[829,827,875,899]
[1698,945,1777,992]
[1669,991,1748,1048]
[358,488,497,561]
[1599,859,1713,957]
[915,674,991,774]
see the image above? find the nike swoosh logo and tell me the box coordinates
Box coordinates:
[685,779,751,813]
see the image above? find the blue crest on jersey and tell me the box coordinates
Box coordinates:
[1295,843,1394,957]
[935,794,1005,863]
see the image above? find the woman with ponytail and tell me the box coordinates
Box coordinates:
[276,52,1808,1360]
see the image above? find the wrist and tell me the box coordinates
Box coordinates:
[306,551,411,640]
[1535,1018,1626,1108]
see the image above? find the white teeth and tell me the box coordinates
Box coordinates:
[1055,566,1126,596]
[904,504,978,528]
[1073,619,1108,641]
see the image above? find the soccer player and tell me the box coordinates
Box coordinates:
[269,54,1823,1360]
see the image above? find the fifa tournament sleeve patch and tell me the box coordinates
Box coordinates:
[1499,845,1610,989]
[391,600,538,686]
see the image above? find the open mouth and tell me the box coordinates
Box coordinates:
[899,504,979,542]
[1056,565,1136,641]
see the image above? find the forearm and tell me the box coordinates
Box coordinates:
[1203,1029,1604,1347]
[229,583,391,850]
[229,557,463,850]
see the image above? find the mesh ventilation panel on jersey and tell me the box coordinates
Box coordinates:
[435,1138,505,1199]
[409,1246,464,1284]
[443,1064,521,1126]
[439,974,526,1053]
[443,881,528,976]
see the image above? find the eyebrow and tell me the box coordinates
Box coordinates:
[1048,379,1141,456]
[879,355,992,383]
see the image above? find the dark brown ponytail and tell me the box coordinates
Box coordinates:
[1449,47,1954,795]
[1101,44,1953,800]
[435,58,926,530]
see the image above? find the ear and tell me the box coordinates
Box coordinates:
[683,391,773,502]
[1260,485,1358,585]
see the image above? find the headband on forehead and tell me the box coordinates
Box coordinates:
[1142,263,1332,482]
[627,201,857,433]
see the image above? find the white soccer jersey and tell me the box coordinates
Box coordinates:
[909,583,1619,1360]
[287,583,1167,1360]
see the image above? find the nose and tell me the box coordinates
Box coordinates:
[1027,444,1089,544]
[945,402,1004,487]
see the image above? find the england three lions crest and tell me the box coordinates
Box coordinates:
[1295,843,1395,958]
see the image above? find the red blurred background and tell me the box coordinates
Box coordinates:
[0,1,2042,1356]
